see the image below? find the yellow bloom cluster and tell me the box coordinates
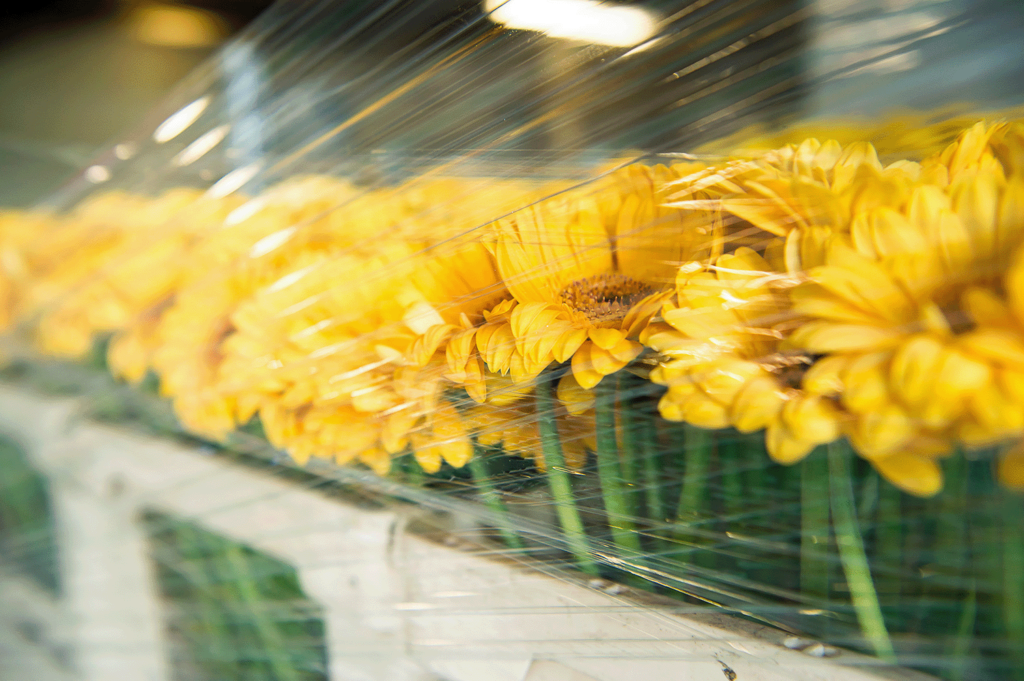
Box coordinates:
[1,117,1022,496]
[647,121,1024,496]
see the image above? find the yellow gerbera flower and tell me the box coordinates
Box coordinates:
[36,192,242,360]
[0,209,58,331]
[922,119,1024,185]
[668,137,922,240]
[785,121,1024,494]
[488,163,721,391]
[147,175,365,439]
[644,246,841,464]
[145,174,524,440]
[23,190,206,357]
[215,232,511,473]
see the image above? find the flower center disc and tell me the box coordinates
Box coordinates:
[559,273,653,324]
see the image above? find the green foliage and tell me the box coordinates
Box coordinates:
[0,435,60,595]
[142,511,329,681]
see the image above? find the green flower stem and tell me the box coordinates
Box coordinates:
[468,448,525,552]
[719,433,745,523]
[742,434,767,508]
[828,440,896,663]
[1003,492,1024,681]
[801,449,830,601]
[536,378,599,576]
[676,426,713,520]
[595,380,645,563]
[615,373,642,522]
[637,403,665,527]
[673,425,713,566]
[950,581,977,681]
[936,456,969,576]
[875,478,902,599]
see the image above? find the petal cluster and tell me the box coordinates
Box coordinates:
[2,118,1022,496]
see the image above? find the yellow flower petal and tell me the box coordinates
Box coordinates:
[358,447,391,476]
[959,328,1024,370]
[510,302,561,353]
[814,253,913,323]
[658,390,686,422]
[552,326,588,363]
[848,405,916,459]
[681,391,731,430]
[410,432,442,474]
[557,373,596,415]
[872,454,943,497]
[351,385,401,413]
[571,342,603,390]
[730,375,786,433]
[445,328,477,379]
[998,176,1024,253]
[382,409,418,454]
[765,420,816,464]
[790,284,886,324]
[962,286,1012,327]
[802,355,849,396]
[663,304,740,340]
[694,358,763,404]
[783,394,841,444]
[1009,247,1024,324]
[953,171,1000,260]
[840,352,891,413]
[999,366,1024,403]
[589,327,626,350]
[607,337,643,363]
[890,334,945,407]
[482,323,517,375]
[588,343,628,378]
[997,443,1024,490]
[789,321,902,353]
[937,345,993,394]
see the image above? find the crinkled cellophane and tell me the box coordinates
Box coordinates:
[2,117,1024,679]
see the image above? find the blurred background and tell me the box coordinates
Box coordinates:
[4,0,1023,208]
[0,0,270,206]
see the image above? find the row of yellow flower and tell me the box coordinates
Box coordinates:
[1,118,1022,496]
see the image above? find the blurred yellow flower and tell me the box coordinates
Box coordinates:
[35,191,242,359]
[216,231,511,472]
[466,399,594,471]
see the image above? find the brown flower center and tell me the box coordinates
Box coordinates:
[559,273,653,323]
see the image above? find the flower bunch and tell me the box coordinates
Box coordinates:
[644,121,1024,495]
[2,119,1023,499]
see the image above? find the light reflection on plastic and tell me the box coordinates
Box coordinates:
[267,263,318,293]
[173,125,230,166]
[224,197,266,226]
[114,143,137,160]
[204,161,262,199]
[153,96,210,144]
[484,0,657,47]
[84,165,111,183]
[249,227,296,259]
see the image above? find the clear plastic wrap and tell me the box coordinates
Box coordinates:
[2,1,1024,680]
